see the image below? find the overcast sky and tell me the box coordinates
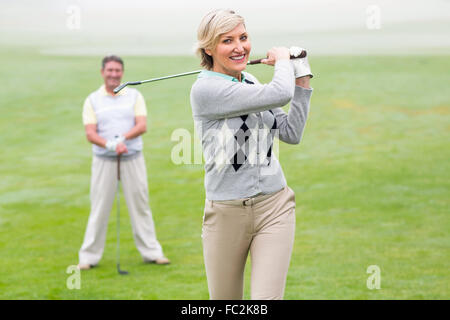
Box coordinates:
[1,0,449,55]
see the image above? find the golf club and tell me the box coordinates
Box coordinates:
[116,154,129,275]
[113,50,307,93]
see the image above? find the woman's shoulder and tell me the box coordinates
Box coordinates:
[190,74,226,96]
[190,77,214,106]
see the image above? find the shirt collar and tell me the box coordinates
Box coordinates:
[99,84,127,96]
[198,70,246,83]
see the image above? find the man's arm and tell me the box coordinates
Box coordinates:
[115,116,146,155]
[84,117,147,151]
[82,94,147,154]
[84,124,130,155]
[85,124,107,148]
[123,116,147,140]
[83,98,108,148]
[124,91,147,139]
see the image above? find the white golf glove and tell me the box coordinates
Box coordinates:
[289,46,313,78]
[105,135,126,152]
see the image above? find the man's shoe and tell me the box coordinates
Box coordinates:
[145,257,171,265]
[77,263,93,270]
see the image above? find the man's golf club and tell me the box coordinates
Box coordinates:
[113,51,307,93]
[116,154,129,275]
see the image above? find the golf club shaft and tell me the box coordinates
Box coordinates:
[116,154,128,274]
[116,154,120,269]
[113,50,307,93]
[113,70,202,93]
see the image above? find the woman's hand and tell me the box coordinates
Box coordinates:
[289,46,313,79]
[260,47,290,66]
[290,46,313,89]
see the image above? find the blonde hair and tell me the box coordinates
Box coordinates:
[195,9,245,70]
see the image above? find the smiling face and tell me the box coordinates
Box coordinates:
[205,23,251,81]
[101,61,123,93]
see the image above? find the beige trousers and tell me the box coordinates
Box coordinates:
[79,153,164,265]
[202,186,296,300]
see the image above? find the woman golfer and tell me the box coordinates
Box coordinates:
[190,9,313,300]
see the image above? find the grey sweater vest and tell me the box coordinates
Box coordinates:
[88,87,143,157]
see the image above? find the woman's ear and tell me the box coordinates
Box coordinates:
[204,48,212,56]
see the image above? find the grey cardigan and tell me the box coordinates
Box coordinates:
[190,60,313,201]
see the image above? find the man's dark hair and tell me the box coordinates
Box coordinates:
[102,55,124,69]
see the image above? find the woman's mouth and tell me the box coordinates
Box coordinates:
[229,54,246,63]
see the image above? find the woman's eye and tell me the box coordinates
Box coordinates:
[223,39,231,44]
[240,36,247,41]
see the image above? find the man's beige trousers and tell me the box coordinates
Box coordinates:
[79,153,164,265]
[202,186,296,300]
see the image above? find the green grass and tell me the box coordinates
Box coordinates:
[0,47,448,299]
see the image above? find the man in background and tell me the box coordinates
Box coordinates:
[78,55,170,270]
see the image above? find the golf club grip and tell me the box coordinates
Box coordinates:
[117,155,121,180]
[248,50,307,65]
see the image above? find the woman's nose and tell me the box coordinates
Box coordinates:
[234,40,244,52]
